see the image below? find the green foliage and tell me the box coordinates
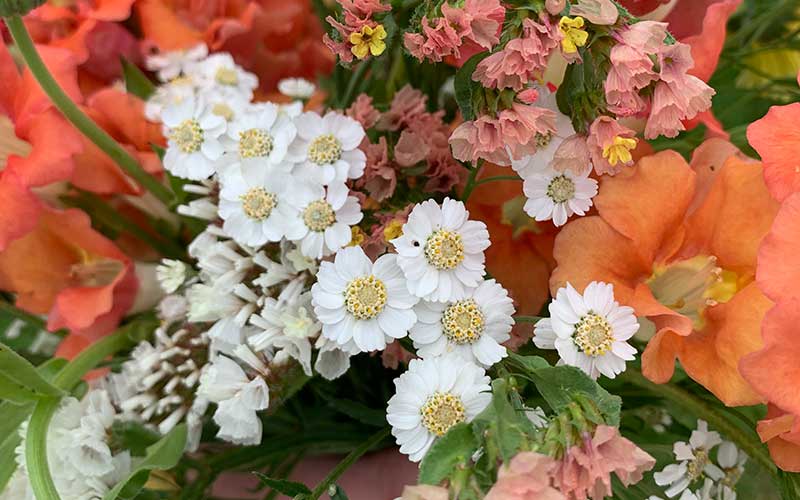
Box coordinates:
[0,341,65,404]
[454,52,490,121]
[253,473,312,497]
[471,378,537,463]
[418,423,478,486]
[109,421,163,457]
[121,58,156,100]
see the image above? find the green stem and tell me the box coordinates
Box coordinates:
[513,315,543,324]
[306,427,390,500]
[460,160,483,202]
[475,175,522,186]
[4,15,173,205]
[25,329,134,500]
[620,370,777,476]
[341,61,371,108]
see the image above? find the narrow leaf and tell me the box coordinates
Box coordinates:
[0,342,64,401]
[253,473,311,496]
[121,58,156,100]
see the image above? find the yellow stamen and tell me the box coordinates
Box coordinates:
[383,219,405,243]
[602,136,637,166]
[349,24,388,60]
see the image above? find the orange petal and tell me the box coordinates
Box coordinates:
[135,0,204,51]
[0,44,20,116]
[757,193,800,303]
[747,103,800,202]
[0,173,42,252]
[4,110,80,187]
[15,45,82,126]
[758,405,800,472]
[88,0,136,21]
[686,138,743,212]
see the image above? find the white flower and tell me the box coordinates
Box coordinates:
[162,94,226,180]
[386,355,491,462]
[198,355,269,445]
[196,86,251,124]
[521,166,598,227]
[312,246,419,353]
[287,184,363,259]
[156,259,188,293]
[715,441,746,500]
[145,77,196,122]
[314,336,354,380]
[146,44,208,82]
[191,53,258,99]
[278,77,316,99]
[217,165,310,247]
[533,281,638,379]
[288,111,366,202]
[392,198,490,302]
[410,279,514,368]
[157,294,189,322]
[219,102,297,175]
[654,420,723,499]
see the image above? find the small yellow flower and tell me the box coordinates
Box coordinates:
[349,24,388,60]
[602,136,638,166]
[558,16,589,54]
[383,219,404,242]
[348,226,366,247]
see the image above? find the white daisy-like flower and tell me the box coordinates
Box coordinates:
[287,184,363,259]
[311,246,418,353]
[219,102,297,175]
[521,166,598,227]
[277,77,316,99]
[146,43,208,82]
[288,111,366,201]
[162,94,226,180]
[386,355,491,462]
[217,166,310,247]
[654,420,723,499]
[196,86,251,124]
[715,441,746,500]
[392,198,490,302]
[191,53,258,99]
[144,76,196,122]
[156,259,188,293]
[533,281,638,379]
[410,279,514,368]
[197,354,269,446]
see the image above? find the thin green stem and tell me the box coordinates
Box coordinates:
[475,175,522,186]
[306,427,391,500]
[460,160,483,202]
[341,61,371,108]
[620,370,777,476]
[4,14,173,205]
[513,315,543,324]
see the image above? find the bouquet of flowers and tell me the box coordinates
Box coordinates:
[1,0,799,498]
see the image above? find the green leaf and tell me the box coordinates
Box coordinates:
[329,484,350,500]
[324,397,387,427]
[454,52,490,121]
[253,473,311,497]
[0,342,64,402]
[103,424,187,500]
[121,58,156,100]
[471,378,537,463]
[418,422,478,486]
[109,420,163,457]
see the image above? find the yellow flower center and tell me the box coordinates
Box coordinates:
[239,128,274,158]
[212,103,235,121]
[547,175,576,203]
[602,136,637,166]
[420,392,466,436]
[348,226,366,247]
[574,312,614,356]
[383,219,405,242]
[303,199,336,232]
[558,16,589,54]
[345,275,387,320]
[170,119,203,153]
[349,24,388,60]
[686,448,710,482]
[215,67,239,86]
[240,187,277,220]
[308,134,343,165]
[424,230,465,270]
[647,255,740,330]
[442,299,485,344]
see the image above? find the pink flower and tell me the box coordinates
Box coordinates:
[395,130,431,167]
[657,42,694,83]
[546,0,568,14]
[485,452,567,500]
[499,103,558,161]
[473,16,561,90]
[552,426,655,500]
[424,152,466,193]
[378,85,429,131]
[359,137,398,201]
[644,75,714,139]
[404,16,462,63]
[604,23,665,116]
[517,88,540,104]
[381,340,415,369]
[552,134,592,175]
[346,93,381,129]
[443,0,505,50]
[586,116,637,175]
[398,485,449,500]
[569,0,619,25]
[339,0,391,20]
[617,21,668,53]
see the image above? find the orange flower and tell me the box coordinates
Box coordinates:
[551,140,779,405]
[747,101,800,202]
[755,404,800,473]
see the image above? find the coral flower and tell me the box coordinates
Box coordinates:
[747,99,800,202]
[550,140,779,405]
[485,452,566,500]
[754,404,800,472]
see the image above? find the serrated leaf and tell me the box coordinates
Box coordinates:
[0,342,64,402]
[121,58,156,100]
[419,422,477,485]
[253,473,311,496]
[454,52,490,121]
[103,424,187,500]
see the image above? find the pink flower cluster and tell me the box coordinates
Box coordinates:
[324,0,391,63]
[473,14,562,91]
[450,103,557,166]
[604,21,715,138]
[403,0,505,63]
[486,426,654,500]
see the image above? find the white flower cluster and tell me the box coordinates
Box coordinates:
[651,420,747,500]
[511,87,598,227]
[3,391,131,500]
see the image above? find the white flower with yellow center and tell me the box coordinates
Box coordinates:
[145,76,196,122]
[286,183,364,259]
[162,94,227,180]
[219,103,297,175]
[277,77,316,99]
[521,166,598,227]
[386,355,491,462]
[392,198,490,302]
[191,53,258,99]
[196,86,250,124]
[146,43,208,82]
[410,279,514,368]
[654,420,725,499]
[533,281,639,379]
[288,112,366,205]
[217,166,310,247]
[311,246,418,353]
